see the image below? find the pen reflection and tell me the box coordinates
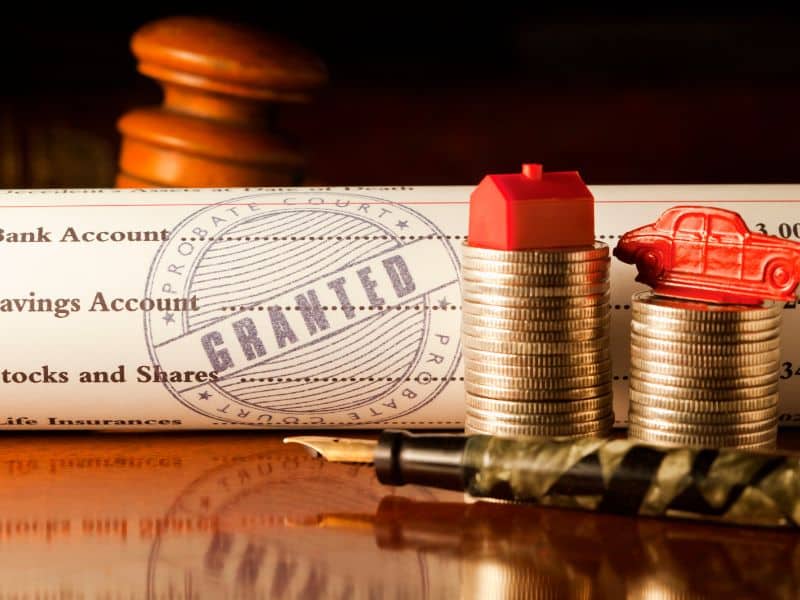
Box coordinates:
[361,496,800,599]
[0,433,797,598]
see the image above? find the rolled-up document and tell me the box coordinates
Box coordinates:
[2,185,800,429]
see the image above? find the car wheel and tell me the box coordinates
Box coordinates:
[636,248,664,278]
[766,259,796,293]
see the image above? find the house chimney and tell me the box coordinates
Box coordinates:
[521,164,543,180]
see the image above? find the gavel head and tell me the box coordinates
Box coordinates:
[116,16,328,188]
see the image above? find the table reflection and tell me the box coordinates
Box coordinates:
[363,497,800,599]
[0,432,796,598]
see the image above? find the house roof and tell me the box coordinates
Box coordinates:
[478,164,592,201]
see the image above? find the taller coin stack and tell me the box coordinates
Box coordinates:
[628,292,781,450]
[461,242,615,438]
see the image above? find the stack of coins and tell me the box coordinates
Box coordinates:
[461,242,614,438]
[628,291,781,450]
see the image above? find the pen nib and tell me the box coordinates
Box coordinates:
[283,436,377,464]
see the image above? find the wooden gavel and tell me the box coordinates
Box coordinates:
[116,16,327,188]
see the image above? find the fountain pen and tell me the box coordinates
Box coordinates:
[285,429,800,529]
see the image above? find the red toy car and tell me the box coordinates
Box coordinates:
[614,206,800,304]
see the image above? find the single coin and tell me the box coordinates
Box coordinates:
[629,333,780,356]
[465,422,612,439]
[461,255,610,275]
[462,280,609,299]
[462,241,609,264]
[462,268,608,286]
[628,413,778,435]
[466,381,612,401]
[466,370,611,390]
[463,290,613,308]
[631,312,781,334]
[463,346,611,367]
[627,424,777,448]
[735,441,778,451]
[464,358,613,379]
[629,319,780,343]
[463,295,611,317]
[631,291,781,321]
[461,279,609,298]
[629,379,778,401]
[628,389,778,413]
[466,406,613,424]
[463,312,610,332]
[463,336,608,355]
[463,304,610,323]
[629,367,777,390]
[462,323,610,343]
[629,356,778,378]
[464,414,614,437]
[629,403,777,425]
[629,345,780,367]
[465,413,615,437]
[465,392,613,414]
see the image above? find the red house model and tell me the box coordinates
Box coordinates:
[468,164,595,250]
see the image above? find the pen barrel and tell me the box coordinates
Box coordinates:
[462,435,800,528]
[375,430,467,490]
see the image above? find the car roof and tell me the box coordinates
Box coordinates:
[655,206,745,230]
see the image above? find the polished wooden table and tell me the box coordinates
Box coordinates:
[1,430,797,598]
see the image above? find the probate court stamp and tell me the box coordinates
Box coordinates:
[145,192,463,426]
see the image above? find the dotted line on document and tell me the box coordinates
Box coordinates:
[211,420,465,426]
[180,235,467,242]
[221,305,461,312]
[239,376,466,384]
[178,234,625,242]
[240,375,629,383]
[220,305,631,312]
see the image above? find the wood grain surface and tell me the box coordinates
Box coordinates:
[0,430,797,597]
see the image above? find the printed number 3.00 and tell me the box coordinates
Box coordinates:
[755,222,800,239]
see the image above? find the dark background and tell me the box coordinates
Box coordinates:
[1,8,799,187]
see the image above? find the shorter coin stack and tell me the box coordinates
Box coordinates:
[628,291,781,449]
[461,242,614,438]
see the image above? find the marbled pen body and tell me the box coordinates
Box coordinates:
[462,435,800,528]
